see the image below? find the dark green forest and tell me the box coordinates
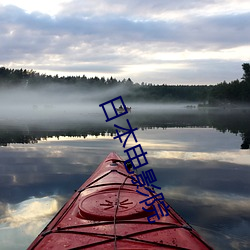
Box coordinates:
[0,63,250,104]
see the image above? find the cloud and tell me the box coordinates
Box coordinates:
[58,0,245,19]
[0,1,250,84]
[3,5,248,48]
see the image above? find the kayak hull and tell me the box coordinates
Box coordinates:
[28,152,213,249]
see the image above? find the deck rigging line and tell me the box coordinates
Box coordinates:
[113,174,130,249]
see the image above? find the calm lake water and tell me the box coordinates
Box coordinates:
[0,104,250,249]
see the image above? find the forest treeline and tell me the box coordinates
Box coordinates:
[0,63,250,104]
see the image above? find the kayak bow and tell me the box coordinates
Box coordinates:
[28,152,213,249]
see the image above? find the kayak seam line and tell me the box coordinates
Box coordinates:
[184,229,214,250]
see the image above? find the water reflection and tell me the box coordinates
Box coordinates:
[0,109,250,249]
[0,107,250,149]
[0,196,59,228]
[0,196,62,250]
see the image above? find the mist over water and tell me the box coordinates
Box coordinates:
[1,84,250,148]
[0,85,100,122]
[0,84,198,125]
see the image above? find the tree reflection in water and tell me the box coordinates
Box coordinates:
[0,109,250,149]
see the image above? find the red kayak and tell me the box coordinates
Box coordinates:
[28,152,213,249]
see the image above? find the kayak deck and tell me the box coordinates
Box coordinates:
[28,152,213,249]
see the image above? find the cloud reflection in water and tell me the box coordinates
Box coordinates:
[0,196,61,250]
[0,127,249,249]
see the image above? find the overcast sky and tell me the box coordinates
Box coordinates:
[0,0,250,85]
